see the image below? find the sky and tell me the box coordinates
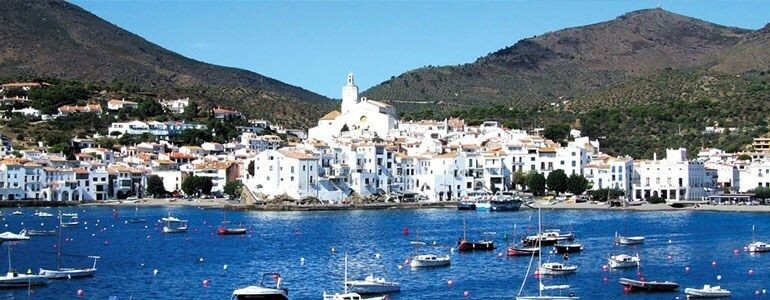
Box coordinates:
[70,0,770,99]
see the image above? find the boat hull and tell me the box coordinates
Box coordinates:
[490,200,523,211]
[507,247,539,256]
[345,282,400,294]
[684,287,731,298]
[458,241,495,252]
[516,296,579,300]
[553,244,583,254]
[457,202,476,211]
[39,268,96,279]
[218,228,247,235]
[0,275,47,288]
[619,278,679,292]
[410,255,450,268]
[163,226,188,233]
[538,267,577,275]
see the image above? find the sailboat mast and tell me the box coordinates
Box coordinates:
[57,212,63,270]
[7,246,11,272]
[463,218,467,241]
[537,205,543,297]
[343,253,349,294]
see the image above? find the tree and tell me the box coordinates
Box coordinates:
[511,170,528,190]
[543,123,570,142]
[527,172,546,196]
[247,161,255,176]
[546,169,569,195]
[176,129,212,146]
[589,188,625,202]
[567,174,588,195]
[754,187,770,200]
[181,176,214,196]
[199,177,213,195]
[223,181,243,199]
[738,154,752,161]
[146,175,166,198]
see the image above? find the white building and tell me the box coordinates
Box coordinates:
[159,98,190,114]
[244,148,324,201]
[107,99,139,111]
[632,148,712,201]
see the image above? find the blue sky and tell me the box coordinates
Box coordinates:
[71,0,769,99]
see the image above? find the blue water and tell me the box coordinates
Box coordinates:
[2,207,770,299]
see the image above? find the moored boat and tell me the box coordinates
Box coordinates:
[748,241,770,253]
[538,262,577,275]
[614,232,644,245]
[21,229,57,237]
[457,219,495,252]
[0,232,30,241]
[457,201,476,211]
[231,272,288,300]
[553,243,583,254]
[11,211,23,216]
[162,212,188,233]
[0,247,47,288]
[323,254,388,300]
[684,285,731,298]
[608,253,640,269]
[409,254,450,268]
[619,277,679,293]
[218,227,247,235]
[507,246,540,256]
[345,274,400,294]
[129,206,146,223]
[35,212,53,218]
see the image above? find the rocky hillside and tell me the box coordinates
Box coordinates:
[363,9,766,108]
[0,0,335,127]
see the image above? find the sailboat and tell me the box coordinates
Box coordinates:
[0,246,48,288]
[515,205,578,300]
[39,214,99,279]
[747,225,770,253]
[614,212,644,245]
[508,224,540,257]
[409,230,450,268]
[162,212,188,233]
[457,218,495,252]
[217,213,247,235]
[128,206,146,223]
[323,253,388,300]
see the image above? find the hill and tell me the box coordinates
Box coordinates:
[363,8,765,109]
[0,0,335,127]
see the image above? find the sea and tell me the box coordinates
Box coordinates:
[2,206,770,299]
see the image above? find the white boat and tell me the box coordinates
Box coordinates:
[231,272,288,300]
[515,205,579,300]
[346,274,400,294]
[0,231,30,241]
[410,254,451,268]
[61,213,78,218]
[35,212,53,218]
[11,211,23,216]
[162,213,188,233]
[129,206,146,223]
[0,247,47,288]
[608,253,640,269]
[61,217,80,227]
[747,225,770,253]
[614,232,644,245]
[39,214,99,279]
[684,285,731,298]
[21,229,57,236]
[538,262,577,275]
[323,254,389,300]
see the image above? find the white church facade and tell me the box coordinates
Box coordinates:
[308,74,397,142]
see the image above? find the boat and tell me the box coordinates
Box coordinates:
[323,254,388,300]
[489,191,524,211]
[538,262,577,275]
[231,272,288,300]
[508,224,541,257]
[0,232,30,241]
[345,274,400,294]
[747,225,770,253]
[35,212,53,218]
[0,246,47,288]
[523,229,574,247]
[515,205,579,300]
[61,213,78,218]
[61,217,80,227]
[457,219,495,252]
[21,229,57,237]
[218,214,247,235]
[457,201,476,210]
[614,232,645,245]
[39,214,99,279]
[684,285,731,298]
[162,212,188,233]
[608,254,640,269]
[11,211,22,216]
[553,243,583,254]
[129,206,146,223]
[409,254,451,268]
[619,277,679,293]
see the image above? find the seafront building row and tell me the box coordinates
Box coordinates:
[0,74,768,203]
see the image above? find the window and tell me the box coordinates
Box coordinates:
[290,176,294,182]
[291,166,295,173]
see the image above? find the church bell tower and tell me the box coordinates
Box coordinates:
[341,73,358,114]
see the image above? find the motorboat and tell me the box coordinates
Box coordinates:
[0,269,48,288]
[538,262,577,275]
[747,241,770,253]
[11,211,23,216]
[457,201,476,210]
[489,191,524,211]
[507,246,540,257]
[522,235,558,247]
[619,277,679,293]
[35,212,53,218]
[218,226,247,235]
[409,254,450,268]
[614,232,645,245]
[608,254,641,269]
[553,243,583,254]
[515,205,579,300]
[61,218,80,227]
[345,274,400,294]
[21,229,57,237]
[231,272,288,300]
[684,285,731,298]
[162,213,188,233]
[0,232,30,241]
[39,256,99,279]
[61,213,78,218]
[0,246,47,288]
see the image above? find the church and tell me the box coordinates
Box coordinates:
[308,74,397,142]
